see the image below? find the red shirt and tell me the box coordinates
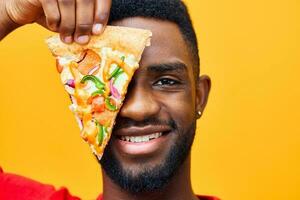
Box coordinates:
[0,168,219,200]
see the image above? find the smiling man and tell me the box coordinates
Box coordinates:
[0,0,216,200]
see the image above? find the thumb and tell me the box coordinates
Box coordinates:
[6,0,43,25]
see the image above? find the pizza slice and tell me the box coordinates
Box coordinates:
[46,26,152,159]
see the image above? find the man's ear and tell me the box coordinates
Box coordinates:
[195,75,211,118]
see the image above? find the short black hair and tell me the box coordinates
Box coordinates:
[108,0,200,76]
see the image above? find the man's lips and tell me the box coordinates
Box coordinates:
[113,125,171,137]
[113,125,172,156]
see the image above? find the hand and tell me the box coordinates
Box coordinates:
[4,0,112,44]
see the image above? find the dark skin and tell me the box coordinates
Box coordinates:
[0,1,211,199]
[0,0,112,43]
[102,17,211,200]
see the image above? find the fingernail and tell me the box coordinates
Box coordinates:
[92,23,103,35]
[76,35,89,44]
[64,36,73,44]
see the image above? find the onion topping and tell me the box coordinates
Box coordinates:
[110,79,121,99]
[74,114,83,131]
[88,65,100,75]
[65,79,75,88]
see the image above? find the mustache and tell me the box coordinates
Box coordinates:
[114,116,178,131]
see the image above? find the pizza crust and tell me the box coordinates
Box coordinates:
[46,26,152,159]
[46,26,152,61]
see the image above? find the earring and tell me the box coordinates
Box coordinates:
[197,111,202,116]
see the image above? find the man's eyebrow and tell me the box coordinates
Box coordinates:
[146,62,188,73]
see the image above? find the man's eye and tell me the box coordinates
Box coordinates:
[154,78,180,86]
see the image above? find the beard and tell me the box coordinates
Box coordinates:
[98,116,197,194]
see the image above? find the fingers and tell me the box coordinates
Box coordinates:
[58,0,76,43]
[42,0,111,44]
[93,0,111,35]
[74,0,94,44]
[41,0,60,32]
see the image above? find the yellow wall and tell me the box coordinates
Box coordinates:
[0,0,299,199]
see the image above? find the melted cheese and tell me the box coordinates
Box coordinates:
[57,47,139,157]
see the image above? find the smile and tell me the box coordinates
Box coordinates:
[118,132,163,143]
[113,126,171,156]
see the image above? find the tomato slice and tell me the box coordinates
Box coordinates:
[94,110,114,126]
[94,103,105,113]
[91,96,105,113]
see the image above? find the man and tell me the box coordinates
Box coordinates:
[0,0,216,199]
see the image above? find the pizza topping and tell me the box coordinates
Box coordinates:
[88,65,100,75]
[75,103,92,116]
[94,109,114,126]
[46,26,152,159]
[62,50,130,146]
[105,97,117,111]
[109,65,122,80]
[91,89,105,97]
[57,47,141,154]
[81,75,105,90]
[77,49,101,75]
[103,54,127,82]
[75,88,90,105]
[113,72,129,95]
[91,96,105,113]
[110,79,121,99]
[69,62,83,82]
[96,122,105,146]
[113,69,124,82]
[123,54,138,68]
[65,79,75,88]
[121,56,125,62]
[56,59,63,73]
[94,103,105,113]
[74,114,83,131]
[81,119,97,142]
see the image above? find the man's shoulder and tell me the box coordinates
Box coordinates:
[0,167,80,200]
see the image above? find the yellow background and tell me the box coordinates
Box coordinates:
[1,0,299,199]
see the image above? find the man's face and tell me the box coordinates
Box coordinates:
[99,17,208,192]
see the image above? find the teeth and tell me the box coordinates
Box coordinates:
[120,132,163,143]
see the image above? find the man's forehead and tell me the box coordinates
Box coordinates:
[111,17,193,72]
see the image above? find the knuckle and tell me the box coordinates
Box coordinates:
[47,15,60,24]
[81,0,93,4]
[60,24,75,34]
[44,0,57,5]
[76,24,93,34]
[58,0,74,6]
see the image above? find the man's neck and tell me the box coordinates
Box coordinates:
[101,154,198,200]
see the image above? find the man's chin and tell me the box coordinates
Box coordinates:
[98,122,196,193]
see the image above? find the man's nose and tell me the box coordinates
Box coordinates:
[119,83,160,121]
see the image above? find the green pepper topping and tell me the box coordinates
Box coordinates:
[121,56,125,62]
[105,98,117,111]
[112,69,124,83]
[109,66,121,80]
[96,122,105,146]
[114,69,124,78]
[81,75,105,89]
[91,90,104,97]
